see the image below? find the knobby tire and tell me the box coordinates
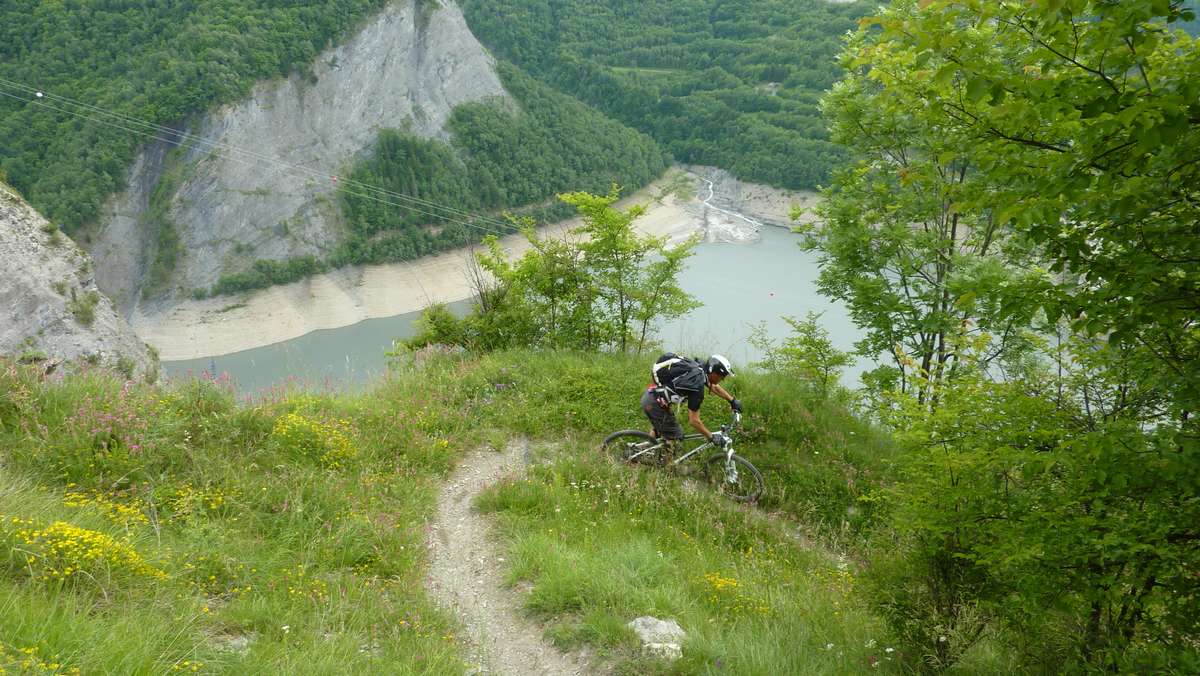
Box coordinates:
[703,453,764,503]
[601,430,658,464]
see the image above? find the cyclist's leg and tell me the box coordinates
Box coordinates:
[641,389,683,465]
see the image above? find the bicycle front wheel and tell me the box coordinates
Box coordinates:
[703,453,764,503]
[601,430,659,464]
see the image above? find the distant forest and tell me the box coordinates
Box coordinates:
[460,0,872,190]
[0,0,867,236]
[0,0,391,234]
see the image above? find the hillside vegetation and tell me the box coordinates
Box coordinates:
[459,0,871,189]
[0,350,911,674]
[798,1,1199,672]
[0,0,669,296]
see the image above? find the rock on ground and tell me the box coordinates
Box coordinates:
[626,616,686,661]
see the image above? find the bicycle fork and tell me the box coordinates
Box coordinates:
[720,448,739,484]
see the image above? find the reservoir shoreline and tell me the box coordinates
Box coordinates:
[141,167,817,361]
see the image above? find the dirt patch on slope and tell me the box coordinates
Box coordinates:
[426,440,591,675]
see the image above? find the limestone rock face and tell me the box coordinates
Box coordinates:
[0,182,156,379]
[92,0,508,313]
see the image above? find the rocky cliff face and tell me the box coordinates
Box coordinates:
[0,183,156,379]
[92,0,508,314]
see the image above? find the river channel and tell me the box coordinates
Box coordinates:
[161,225,866,395]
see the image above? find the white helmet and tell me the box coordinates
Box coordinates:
[705,354,734,377]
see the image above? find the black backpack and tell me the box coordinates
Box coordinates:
[652,353,706,400]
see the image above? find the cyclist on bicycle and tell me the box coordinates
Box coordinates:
[642,353,742,456]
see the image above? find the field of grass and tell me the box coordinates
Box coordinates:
[0,349,992,673]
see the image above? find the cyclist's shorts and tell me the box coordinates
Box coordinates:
[641,388,683,440]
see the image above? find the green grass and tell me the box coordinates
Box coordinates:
[476,448,900,673]
[0,361,474,675]
[0,349,924,673]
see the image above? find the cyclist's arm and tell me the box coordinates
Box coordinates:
[708,382,734,404]
[686,407,714,441]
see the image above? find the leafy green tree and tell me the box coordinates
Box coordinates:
[749,312,852,399]
[566,188,697,353]
[472,224,597,350]
[807,55,1045,406]
[413,189,697,353]
[823,1,1200,670]
[840,0,1200,418]
[875,336,1199,671]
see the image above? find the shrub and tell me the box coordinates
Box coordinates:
[67,290,100,327]
[271,412,356,469]
[0,515,165,585]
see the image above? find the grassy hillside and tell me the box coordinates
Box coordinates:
[0,350,942,674]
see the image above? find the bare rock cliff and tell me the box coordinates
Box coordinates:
[92,0,507,314]
[0,183,156,379]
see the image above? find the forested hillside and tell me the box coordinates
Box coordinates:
[209,63,666,296]
[459,0,871,190]
[337,64,665,267]
[0,0,392,234]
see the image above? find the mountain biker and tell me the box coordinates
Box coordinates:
[642,354,742,456]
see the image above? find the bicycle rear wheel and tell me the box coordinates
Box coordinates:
[601,430,660,464]
[703,453,764,503]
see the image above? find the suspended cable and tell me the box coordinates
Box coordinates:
[0,78,522,237]
[0,75,518,233]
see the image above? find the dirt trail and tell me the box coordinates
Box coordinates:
[426,440,591,675]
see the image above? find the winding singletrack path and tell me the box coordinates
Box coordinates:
[426,440,590,675]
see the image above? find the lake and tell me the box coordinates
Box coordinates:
[161,225,867,394]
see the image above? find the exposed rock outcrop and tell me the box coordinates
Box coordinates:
[685,165,816,243]
[0,182,156,379]
[92,0,508,314]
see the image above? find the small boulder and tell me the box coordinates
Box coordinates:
[627,616,686,661]
[646,642,684,660]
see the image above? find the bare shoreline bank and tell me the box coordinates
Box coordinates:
[139,167,815,361]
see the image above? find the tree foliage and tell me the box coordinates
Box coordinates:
[851,0,1200,417]
[818,1,1200,669]
[874,337,1200,671]
[808,73,1047,404]
[407,189,697,353]
[0,0,391,234]
[335,64,666,264]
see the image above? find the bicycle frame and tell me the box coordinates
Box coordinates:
[644,412,742,467]
[607,411,760,502]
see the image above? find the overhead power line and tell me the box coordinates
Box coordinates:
[0,76,521,237]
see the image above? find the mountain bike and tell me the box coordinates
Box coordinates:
[601,412,764,503]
